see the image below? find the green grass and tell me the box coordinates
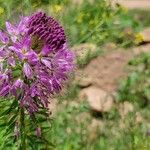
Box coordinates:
[118,52,150,107]
[129,9,150,28]
[50,96,150,150]
[0,0,140,47]
[49,77,150,150]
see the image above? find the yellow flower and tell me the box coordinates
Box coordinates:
[53,5,62,13]
[0,7,4,15]
[135,33,144,44]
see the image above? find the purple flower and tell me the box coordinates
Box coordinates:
[26,50,39,65]
[0,46,9,58]
[0,85,10,96]
[0,30,9,44]
[23,63,33,79]
[6,22,18,42]
[13,79,23,89]
[28,12,66,53]
[5,18,29,43]
[0,74,8,84]
[8,56,16,67]
[0,12,74,114]
[18,16,29,34]
[9,36,31,60]
[11,79,24,97]
[41,58,52,69]
[41,45,52,56]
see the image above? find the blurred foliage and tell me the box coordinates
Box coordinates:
[48,80,150,150]
[0,0,141,47]
[77,47,102,68]
[129,9,150,28]
[50,101,91,150]
[48,98,150,150]
[50,1,140,47]
[118,52,150,107]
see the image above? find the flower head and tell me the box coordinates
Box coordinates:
[28,12,66,54]
[0,12,74,114]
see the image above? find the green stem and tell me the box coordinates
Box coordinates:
[20,107,26,150]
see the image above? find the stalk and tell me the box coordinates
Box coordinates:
[20,107,26,150]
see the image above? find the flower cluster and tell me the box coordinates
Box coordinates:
[0,12,74,114]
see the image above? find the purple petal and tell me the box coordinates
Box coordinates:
[11,36,18,43]
[0,30,9,44]
[0,46,9,58]
[0,85,10,96]
[8,56,16,67]
[36,127,41,137]
[11,79,23,97]
[52,78,61,92]
[18,16,29,34]
[41,58,52,69]
[0,74,8,82]
[9,46,24,60]
[21,95,38,112]
[23,63,33,79]
[22,36,31,51]
[30,86,37,97]
[6,22,18,42]
[6,21,18,35]
[41,45,52,56]
[26,51,39,65]
[13,79,23,89]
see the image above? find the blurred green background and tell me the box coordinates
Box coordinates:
[0,0,143,47]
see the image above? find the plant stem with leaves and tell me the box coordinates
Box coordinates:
[20,107,26,150]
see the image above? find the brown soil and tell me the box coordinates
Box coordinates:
[112,0,150,10]
[80,44,150,92]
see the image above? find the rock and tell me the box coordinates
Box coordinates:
[75,70,92,88]
[71,43,97,59]
[82,49,133,92]
[76,76,93,88]
[141,28,150,43]
[119,101,134,119]
[80,87,114,113]
[132,43,150,55]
